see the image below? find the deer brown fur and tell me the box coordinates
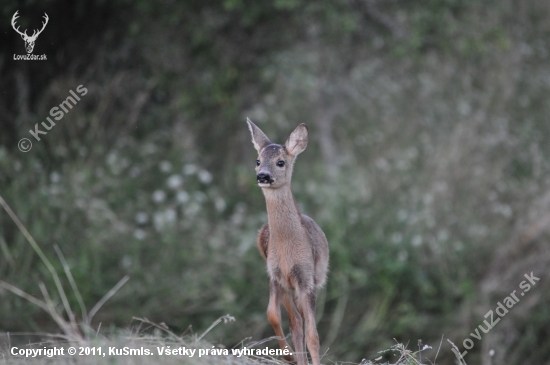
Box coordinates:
[247,118,329,365]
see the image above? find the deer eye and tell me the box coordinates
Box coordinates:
[277,160,285,167]
[256,160,260,166]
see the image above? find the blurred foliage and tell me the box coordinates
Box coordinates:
[1,0,550,364]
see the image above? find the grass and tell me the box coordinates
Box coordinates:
[0,193,439,365]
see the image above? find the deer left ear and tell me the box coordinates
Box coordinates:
[285,123,308,156]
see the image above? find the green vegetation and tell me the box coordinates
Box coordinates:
[1,1,550,364]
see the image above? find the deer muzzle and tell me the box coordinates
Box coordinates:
[257,173,273,185]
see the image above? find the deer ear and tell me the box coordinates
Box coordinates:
[247,118,272,152]
[285,123,308,156]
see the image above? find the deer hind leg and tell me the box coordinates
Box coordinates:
[267,280,296,363]
[297,290,321,365]
[282,290,306,365]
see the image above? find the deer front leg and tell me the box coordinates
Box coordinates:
[267,281,296,363]
[297,290,321,365]
[282,291,306,365]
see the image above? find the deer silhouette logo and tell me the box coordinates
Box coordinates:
[11,11,49,54]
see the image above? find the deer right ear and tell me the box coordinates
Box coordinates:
[247,118,272,152]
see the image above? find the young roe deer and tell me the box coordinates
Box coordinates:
[247,118,329,365]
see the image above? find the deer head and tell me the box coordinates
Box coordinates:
[11,11,49,54]
[247,118,309,189]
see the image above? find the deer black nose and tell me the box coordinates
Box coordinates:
[257,173,271,184]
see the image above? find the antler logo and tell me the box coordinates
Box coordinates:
[11,10,49,54]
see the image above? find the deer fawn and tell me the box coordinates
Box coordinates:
[247,119,329,365]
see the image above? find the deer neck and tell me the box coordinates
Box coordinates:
[262,185,304,239]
